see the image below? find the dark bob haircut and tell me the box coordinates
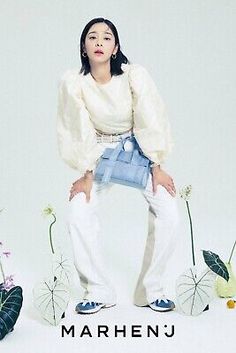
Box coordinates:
[79,17,130,76]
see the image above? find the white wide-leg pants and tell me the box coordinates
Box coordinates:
[66,138,179,306]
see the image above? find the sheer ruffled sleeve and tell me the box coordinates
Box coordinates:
[128,64,174,165]
[56,69,104,174]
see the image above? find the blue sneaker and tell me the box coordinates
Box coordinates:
[149,296,175,312]
[75,300,115,314]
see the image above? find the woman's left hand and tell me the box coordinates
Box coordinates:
[151,166,176,197]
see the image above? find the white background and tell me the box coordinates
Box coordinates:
[0,0,236,352]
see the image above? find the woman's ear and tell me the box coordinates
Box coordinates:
[113,44,119,55]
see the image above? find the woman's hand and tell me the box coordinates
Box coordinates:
[151,166,176,197]
[69,171,93,202]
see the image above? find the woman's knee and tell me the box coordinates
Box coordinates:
[151,185,180,225]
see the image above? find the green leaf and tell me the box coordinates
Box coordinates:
[0,286,23,340]
[202,250,229,281]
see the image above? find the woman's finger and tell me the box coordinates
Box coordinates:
[167,181,175,189]
[171,181,176,193]
[69,193,74,201]
[152,175,157,195]
[85,189,91,203]
[166,185,176,197]
[69,189,79,201]
[167,177,173,185]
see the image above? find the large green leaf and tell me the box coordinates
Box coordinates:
[33,278,69,326]
[202,250,229,281]
[0,286,23,340]
[176,267,216,316]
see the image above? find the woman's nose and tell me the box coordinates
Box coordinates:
[95,37,103,46]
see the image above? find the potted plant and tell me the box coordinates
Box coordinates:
[0,209,23,340]
[175,186,229,316]
[216,239,236,297]
[33,205,71,326]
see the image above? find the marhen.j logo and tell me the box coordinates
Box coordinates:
[61,324,175,338]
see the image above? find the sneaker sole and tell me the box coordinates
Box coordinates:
[149,304,175,312]
[103,303,116,308]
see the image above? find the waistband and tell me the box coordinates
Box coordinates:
[96,128,133,143]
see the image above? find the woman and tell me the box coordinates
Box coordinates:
[57,17,179,314]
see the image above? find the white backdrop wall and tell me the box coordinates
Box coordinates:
[1,0,236,304]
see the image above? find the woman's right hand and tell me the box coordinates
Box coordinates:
[69,171,93,202]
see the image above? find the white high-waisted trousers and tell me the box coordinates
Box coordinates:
[66,132,179,306]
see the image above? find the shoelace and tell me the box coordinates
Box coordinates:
[81,300,96,307]
[156,295,169,304]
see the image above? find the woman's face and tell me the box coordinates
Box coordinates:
[83,22,118,65]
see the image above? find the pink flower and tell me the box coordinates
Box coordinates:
[3,251,11,258]
[2,275,15,290]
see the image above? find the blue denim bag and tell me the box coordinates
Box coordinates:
[94,134,151,189]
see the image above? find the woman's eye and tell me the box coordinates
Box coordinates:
[88,36,111,41]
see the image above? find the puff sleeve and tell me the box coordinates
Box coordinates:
[128,64,174,165]
[56,69,104,174]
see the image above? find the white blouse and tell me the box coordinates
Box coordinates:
[56,62,174,174]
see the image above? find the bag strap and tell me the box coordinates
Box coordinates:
[101,136,129,183]
[131,149,140,165]
[101,162,115,183]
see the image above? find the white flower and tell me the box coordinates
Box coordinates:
[179,185,192,201]
[42,205,54,217]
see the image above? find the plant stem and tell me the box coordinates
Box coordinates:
[0,259,6,283]
[49,213,57,254]
[228,239,236,264]
[186,200,196,267]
